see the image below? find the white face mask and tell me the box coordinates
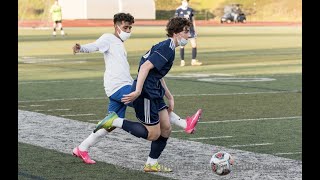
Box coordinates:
[117,25,131,41]
[178,35,188,46]
[182,2,188,8]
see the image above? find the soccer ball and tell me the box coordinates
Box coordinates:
[210,151,234,175]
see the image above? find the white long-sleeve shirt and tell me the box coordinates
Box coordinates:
[80,33,133,97]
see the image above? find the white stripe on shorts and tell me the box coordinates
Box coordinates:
[144,98,151,124]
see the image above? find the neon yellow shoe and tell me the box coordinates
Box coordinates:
[143,162,172,172]
[93,112,118,133]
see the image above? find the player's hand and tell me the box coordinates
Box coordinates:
[73,43,81,55]
[121,90,141,105]
[167,98,174,113]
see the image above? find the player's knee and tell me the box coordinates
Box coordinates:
[162,123,172,132]
[147,130,161,141]
[161,125,172,137]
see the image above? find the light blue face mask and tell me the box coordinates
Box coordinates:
[178,35,188,46]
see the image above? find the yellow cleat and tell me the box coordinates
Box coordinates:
[93,112,118,133]
[143,162,172,172]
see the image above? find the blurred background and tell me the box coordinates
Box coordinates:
[18,0,302,28]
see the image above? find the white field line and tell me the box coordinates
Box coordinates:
[19,79,100,84]
[18,110,302,180]
[199,116,301,124]
[34,109,70,112]
[87,119,101,122]
[166,73,234,78]
[60,113,95,117]
[198,77,275,82]
[274,152,302,155]
[189,136,233,140]
[84,116,301,124]
[18,90,300,103]
[173,90,300,97]
[19,97,106,103]
[171,130,185,133]
[230,143,274,148]
[19,81,73,84]
[30,105,45,107]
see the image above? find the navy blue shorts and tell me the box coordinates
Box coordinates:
[133,96,168,126]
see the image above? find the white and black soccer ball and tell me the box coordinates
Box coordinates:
[210,151,234,175]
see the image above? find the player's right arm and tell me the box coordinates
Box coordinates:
[121,60,154,104]
[72,42,99,54]
[73,34,110,54]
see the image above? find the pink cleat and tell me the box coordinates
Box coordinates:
[185,109,202,134]
[72,147,96,164]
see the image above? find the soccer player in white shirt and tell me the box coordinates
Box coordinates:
[71,13,202,165]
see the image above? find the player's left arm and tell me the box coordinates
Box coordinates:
[192,16,197,37]
[160,78,174,113]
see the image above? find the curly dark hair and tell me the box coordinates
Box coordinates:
[113,13,135,25]
[166,17,191,37]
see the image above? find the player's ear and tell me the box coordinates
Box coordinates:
[173,32,177,38]
[114,23,119,33]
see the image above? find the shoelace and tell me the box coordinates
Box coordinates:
[155,163,171,171]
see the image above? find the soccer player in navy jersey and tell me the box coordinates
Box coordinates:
[175,0,202,66]
[93,16,196,172]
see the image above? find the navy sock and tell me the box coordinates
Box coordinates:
[149,136,168,159]
[122,120,148,139]
[180,48,185,60]
[192,47,197,59]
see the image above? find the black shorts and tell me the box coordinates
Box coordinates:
[54,20,62,23]
[133,96,168,126]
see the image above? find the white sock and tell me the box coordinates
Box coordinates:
[52,31,56,36]
[61,30,65,35]
[169,112,187,129]
[112,118,124,128]
[78,128,108,151]
[146,156,158,165]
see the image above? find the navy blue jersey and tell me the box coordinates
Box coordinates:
[134,38,175,99]
[175,6,195,32]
